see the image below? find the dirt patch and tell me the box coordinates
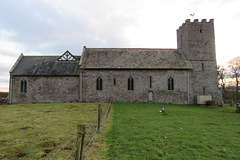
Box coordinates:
[44,149,52,153]
[206,123,217,125]
[17,153,27,158]
[45,110,53,113]
[62,147,72,150]
[41,149,52,158]
[237,132,240,134]
[20,126,32,130]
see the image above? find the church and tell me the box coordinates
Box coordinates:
[9,19,222,105]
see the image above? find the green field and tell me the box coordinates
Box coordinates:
[0,103,108,159]
[1,103,240,160]
[104,103,240,160]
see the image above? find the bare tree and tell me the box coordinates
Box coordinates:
[217,65,226,92]
[227,56,240,101]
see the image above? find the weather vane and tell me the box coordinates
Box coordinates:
[190,13,195,19]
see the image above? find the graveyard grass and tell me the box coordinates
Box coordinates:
[0,103,108,160]
[1,103,240,160]
[101,103,240,160]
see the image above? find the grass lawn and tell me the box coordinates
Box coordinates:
[0,103,108,160]
[104,103,240,160]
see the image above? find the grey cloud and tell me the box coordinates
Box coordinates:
[0,0,138,56]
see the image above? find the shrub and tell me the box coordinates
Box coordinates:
[205,100,215,106]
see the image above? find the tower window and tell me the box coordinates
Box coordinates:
[202,63,204,72]
[203,87,206,95]
[128,77,134,90]
[114,78,116,86]
[20,80,27,93]
[168,77,174,90]
[200,28,202,33]
[96,76,102,90]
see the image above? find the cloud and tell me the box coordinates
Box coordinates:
[40,0,142,48]
[0,30,25,57]
[0,0,240,91]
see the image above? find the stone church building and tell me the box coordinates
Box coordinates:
[9,19,222,104]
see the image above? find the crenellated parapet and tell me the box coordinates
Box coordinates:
[177,19,214,31]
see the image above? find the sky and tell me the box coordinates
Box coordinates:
[0,0,240,92]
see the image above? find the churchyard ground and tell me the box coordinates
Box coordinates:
[1,103,240,160]
[87,103,240,160]
[0,103,109,159]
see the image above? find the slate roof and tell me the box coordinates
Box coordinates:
[80,48,193,70]
[10,54,80,76]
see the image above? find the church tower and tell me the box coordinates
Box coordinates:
[177,19,222,104]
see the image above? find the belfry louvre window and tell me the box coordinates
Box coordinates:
[168,77,174,90]
[128,77,134,90]
[20,80,27,93]
[96,76,102,90]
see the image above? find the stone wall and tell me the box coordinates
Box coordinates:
[189,60,222,104]
[81,69,190,104]
[10,76,79,104]
[177,19,222,105]
[177,19,216,61]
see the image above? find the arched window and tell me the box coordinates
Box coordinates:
[96,76,102,90]
[20,80,27,93]
[168,77,174,90]
[128,77,134,90]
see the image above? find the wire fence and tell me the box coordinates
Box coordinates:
[49,135,76,160]
[82,102,112,159]
[49,102,112,160]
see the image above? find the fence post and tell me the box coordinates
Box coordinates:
[106,103,111,118]
[75,124,85,160]
[97,104,102,133]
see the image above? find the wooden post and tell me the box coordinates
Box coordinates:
[106,103,111,118]
[75,124,85,160]
[97,104,102,133]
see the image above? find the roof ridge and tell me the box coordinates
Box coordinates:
[85,48,177,50]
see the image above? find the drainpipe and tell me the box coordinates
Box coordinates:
[79,69,83,102]
[9,75,12,104]
[188,70,190,104]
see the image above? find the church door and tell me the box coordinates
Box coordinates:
[148,91,153,102]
